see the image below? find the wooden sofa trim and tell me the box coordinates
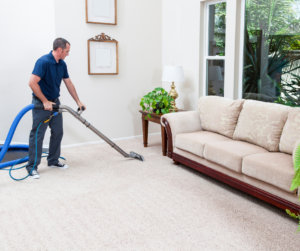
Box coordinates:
[161,118,174,158]
[161,117,300,214]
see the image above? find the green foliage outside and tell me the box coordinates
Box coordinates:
[242,0,300,105]
[290,40,300,51]
[245,0,300,38]
[276,74,300,106]
[243,37,300,103]
[213,3,226,56]
[140,87,174,120]
[274,96,298,107]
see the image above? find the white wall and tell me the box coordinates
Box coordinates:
[54,0,162,146]
[162,0,201,111]
[162,0,242,110]
[0,0,56,144]
[0,0,162,147]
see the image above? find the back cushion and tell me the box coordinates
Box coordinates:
[233,100,290,152]
[280,108,300,154]
[197,96,245,138]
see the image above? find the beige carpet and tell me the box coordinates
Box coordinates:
[1,135,300,251]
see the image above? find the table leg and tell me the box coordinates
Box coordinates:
[142,116,148,147]
[161,126,167,156]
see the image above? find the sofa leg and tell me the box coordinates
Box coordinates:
[173,160,179,165]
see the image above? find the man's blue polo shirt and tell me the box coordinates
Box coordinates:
[32,51,69,100]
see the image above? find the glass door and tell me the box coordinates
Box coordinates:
[240,0,300,105]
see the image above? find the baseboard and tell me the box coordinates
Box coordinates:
[0,132,161,149]
[61,132,161,149]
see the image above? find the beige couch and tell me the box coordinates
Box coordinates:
[161,96,300,213]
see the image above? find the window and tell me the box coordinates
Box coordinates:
[204,1,226,97]
[241,0,300,105]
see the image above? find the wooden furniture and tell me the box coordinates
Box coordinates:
[139,110,185,156]
[161,117,300,214]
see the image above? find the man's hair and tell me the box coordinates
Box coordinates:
[53,38,70,51]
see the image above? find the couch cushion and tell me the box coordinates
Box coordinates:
[233,100,290,152]
[197,96,245,138]
[242,153,294,193]
[280,107,300,154]
[175,131,232,157]
[203,141,268,173]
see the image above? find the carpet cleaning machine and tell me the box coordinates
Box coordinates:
[0,104,145,180]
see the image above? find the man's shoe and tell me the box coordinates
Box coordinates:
[48,162,69,169]
[28,170,40,179]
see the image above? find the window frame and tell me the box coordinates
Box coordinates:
[238,0,246,99]
[202,0,227,96]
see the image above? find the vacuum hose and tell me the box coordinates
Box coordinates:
[0,104,34,169]
[0,105,62,180]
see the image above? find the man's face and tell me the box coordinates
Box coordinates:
[59,43,70,60]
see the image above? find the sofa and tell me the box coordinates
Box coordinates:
[161,96,300,213]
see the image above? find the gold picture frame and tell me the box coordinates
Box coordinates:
[87,33,119,75]
[85,0,117,25]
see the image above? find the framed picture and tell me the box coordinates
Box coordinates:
[86,0,117,25]
[88,33,118,75]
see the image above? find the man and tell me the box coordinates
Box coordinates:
[27,38,86,179]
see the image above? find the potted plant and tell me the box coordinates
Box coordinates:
[140,87,174,119]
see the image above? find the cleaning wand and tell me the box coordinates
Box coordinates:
[35,104,145,161]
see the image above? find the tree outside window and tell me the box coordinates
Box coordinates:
[242,0,300,106]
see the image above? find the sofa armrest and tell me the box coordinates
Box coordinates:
[161,111,202,156]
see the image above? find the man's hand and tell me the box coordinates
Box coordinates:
[43,101,56,111]
[77,101,86,111]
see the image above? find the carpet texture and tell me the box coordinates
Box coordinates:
[1,135,300,251]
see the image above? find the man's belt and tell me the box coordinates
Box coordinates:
[33,96,58,102]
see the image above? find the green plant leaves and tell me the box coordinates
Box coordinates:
[286,209,300,233]
[140,87,174,116]
[286,209,299,219]
[290,170,300,191]
[163,98,168,107]
[295,144,300,172]
[290,143,300,191]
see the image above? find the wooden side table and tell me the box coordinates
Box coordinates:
[139,110,185,156]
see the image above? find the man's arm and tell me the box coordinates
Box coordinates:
[63,78,86,110]
[29,74,56,111]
